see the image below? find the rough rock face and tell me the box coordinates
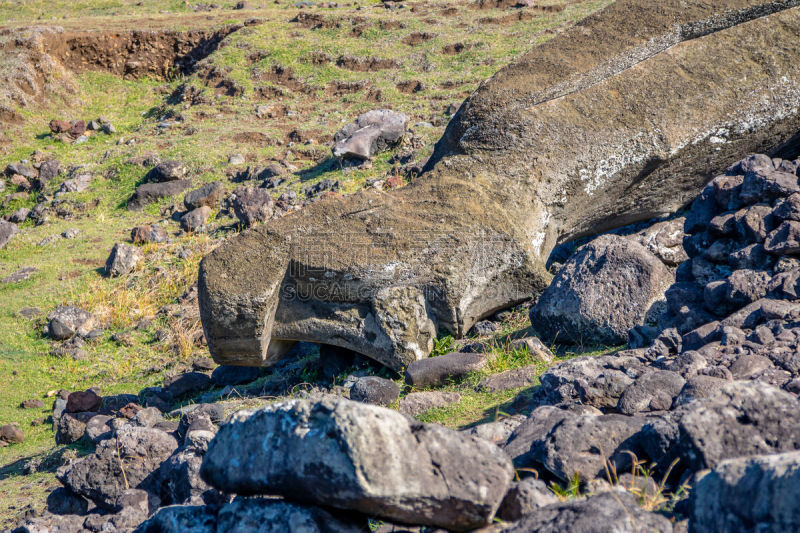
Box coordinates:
[128,180,192,210]
[691,451,800,533]
[531,235,674,345]
[332,109,409,160]
[105,242,143,277]
[231,186,274,227]
[0,220,18,249]
[199,0,800,369]
[201,397,513,531]
[500,491,672,533]
[44,305,95,340]
[137,499,367,533]
[57,425,178,509]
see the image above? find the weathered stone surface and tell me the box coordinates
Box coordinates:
[216,498,368,533]
[128,180,192,210]
[0,424,24,444]
[536,353,645,409]
[146,160,187,182]
[533,412,647,482]
[180,206,211,232]
[164,372,212,398]
[66,390,102,413]
[497,478,559,522]
[45,306,95,340]
[210,365,260,386]
[184,181,224,210]
[349,376,400,406]
[0,220,17,249]
[500,491,672,532]
[105,242,143,277]
[617,370,686,415]
[201,397,513,531]
[476,364,539,392]
[46,486,89,516]
[58,425,178,510]
[398,391,461,417]
[131,224,167,244]
[56,411,95,445]
[461,415,525,447]
[531,235,674,345]
[231,186,274,226]
[678,381,800,470]
[405,352,486,387]
[628,217,688,266]
[333,109,409,160]
[691,451,800,533]
[134,504,216,533]
[199,0,800,368]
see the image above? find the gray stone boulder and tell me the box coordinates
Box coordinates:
[691,451,800,533]
[201,397,513,531]
[216,498,368,533]
[497,477,559,522]
[146,160,187,182]
[461,415,525,447]
[131,224,167,244]
[617,370,685,415]
[180,206,211,232]
[184,181,225,210]
[404,352,486,388]
[349,376,400,406]
[232,186,274,227]
[536,353,647,409]
[44,306,95,340]
[198,0,800,369]
[133,504,216,533]
[398,391,461,417]
[128,180,192,211]
[0,220,18,249]
[58,425,178,510]
[503,406,590,469]
[476,364,540,392]
[533,411,647,482]
[628,217,688,266]
[531,235,674,345]
[105,243,143,277]
[500,491,672,532]
[332,109,409,160]
[678,381,800,470]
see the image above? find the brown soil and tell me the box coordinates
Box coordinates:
[196,65,244,96]
[442,42,472,55]
[50,25,243,80]
[254,86,286,99]
[478,11,536,24]
[253,64,310,93]
[402,32,436,45]
[336,55,400,72]
[232,131,274,144]
[325,80,370,96]
[441,7,460,16]
[397,80,424,94]
[290,12,340,29]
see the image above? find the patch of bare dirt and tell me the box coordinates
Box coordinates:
[52,25,242,80]
[325,80,369,96]
[0,26,77,116]
[336,55,399,72]
[397,80,424,94]
[402,31,436,45]
[196,64,244,96]
[442,42,472,55]
[290,12,340,29]
[252,64,310,93]
[478,11,537,24]
[232,131,274,144]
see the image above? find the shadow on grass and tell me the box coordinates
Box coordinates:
[0,441,93,481]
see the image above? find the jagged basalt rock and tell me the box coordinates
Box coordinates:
[199,0,800,369]
[200,397,513,531]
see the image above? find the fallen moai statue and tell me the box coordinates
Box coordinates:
[199,0,800,369]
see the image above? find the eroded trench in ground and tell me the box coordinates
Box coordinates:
[50,24,244,80]
[0,23,247,121]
